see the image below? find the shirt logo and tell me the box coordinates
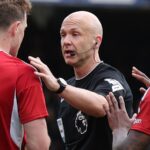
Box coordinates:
[104,78,124,92]
[133,118,142,124]
[75,111,88,134]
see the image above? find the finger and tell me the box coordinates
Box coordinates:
[28,56,43,65]
[36,57,45,65]
[34,71,47,79]
[30,60,43,71]
[132,66,149,81]
[132,73,144,81]
[103,105,111,117]
[132,66,145,76]
[109,92,119,110]
[106,95,114,113]
[132,66,139,73]
[132,73,150,88]
[28,56,39,62]
[132,69,148,83]
[106,95,111,106]
[119,96,126,111]
[37,57,41,60]
[139,87,146,94]
[132,73,147,84]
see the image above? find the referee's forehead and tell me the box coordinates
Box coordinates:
[62,11,92,24]
[63,11,103,36]
[61,13,94,33]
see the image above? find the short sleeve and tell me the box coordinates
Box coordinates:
[94,78,125,100]
[131,88,150,135]
[16,64,48,124]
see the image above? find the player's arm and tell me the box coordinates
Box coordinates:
[24,118,51,150]
[28,56,108,117]
[104,92,137,149]
[114,130,150,150]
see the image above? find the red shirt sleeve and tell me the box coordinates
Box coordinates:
[16,63,48,124]
[131,88,150,135]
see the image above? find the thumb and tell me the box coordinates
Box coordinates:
[130,113,137,123]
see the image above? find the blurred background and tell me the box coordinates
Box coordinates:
[19,0,150,149]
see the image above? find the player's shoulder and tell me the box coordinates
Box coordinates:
[14,57,36,74]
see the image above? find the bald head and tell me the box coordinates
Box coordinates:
[62,11,103,37]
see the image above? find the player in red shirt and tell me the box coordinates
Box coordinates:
[105,66,150,150]
[0,1,50,150]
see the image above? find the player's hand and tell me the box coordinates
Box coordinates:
[132,66,150,93]
[104,92,136,132]
[28,56,59,92]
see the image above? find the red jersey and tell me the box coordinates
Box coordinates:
[0,51,48,150]
[131,87,150,135]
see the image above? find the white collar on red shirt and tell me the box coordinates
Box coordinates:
[0,50,11,56]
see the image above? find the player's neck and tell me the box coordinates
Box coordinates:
[0,40,11,55]
[0,35,11,54]
[0,48,9,54]
[0,45,11,55]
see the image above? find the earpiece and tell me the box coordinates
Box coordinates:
[93,42,98,50]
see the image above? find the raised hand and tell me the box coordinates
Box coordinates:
[104,92,137,149]
[28,56,59,92]
[132,66,150,93]
[105,92,135,132]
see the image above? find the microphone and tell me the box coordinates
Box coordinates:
[70,42,97,56]
[70,49,92,56]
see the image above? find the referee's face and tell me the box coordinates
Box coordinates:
[60,14,96,67]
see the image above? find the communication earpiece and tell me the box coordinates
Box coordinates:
[70,41,98,56]
[93,42,98,49]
